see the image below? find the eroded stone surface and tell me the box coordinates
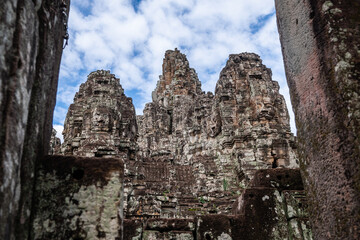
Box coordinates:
[0,1,69,239]
[31,155,124,240]
[276,0,360,238]
[57,50,302,239]
[232,169,312,240]
[61,70,137,158]
[127,49,298,218]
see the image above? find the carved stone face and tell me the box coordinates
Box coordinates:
[254,96,275,120]
[91,107,111,132]
[207,109,222,137]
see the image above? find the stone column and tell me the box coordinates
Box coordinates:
[275,0,360,238]
[0,0,69,239]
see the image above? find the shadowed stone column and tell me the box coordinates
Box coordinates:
[275,0,360,238]
[0,0,70,239]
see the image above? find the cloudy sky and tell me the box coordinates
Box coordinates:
[53,0,296,141]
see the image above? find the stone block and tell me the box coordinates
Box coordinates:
[196,215,232,240]
[232,169,312,239]
[31,155,124,240]
[146,218,195,232]
[143,230,194,240]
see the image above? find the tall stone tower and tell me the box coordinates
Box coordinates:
[61,70,137,158]
[127,49,299,218]
[57,50,299,219]
[137,50,298,181]
[212,53,298,173]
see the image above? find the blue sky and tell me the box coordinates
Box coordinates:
[54,0,295,141]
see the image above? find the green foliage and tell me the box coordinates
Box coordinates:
[162,191,168,202]
[199,196,206,204]
[188,208,199,211]
[223,178,228,191]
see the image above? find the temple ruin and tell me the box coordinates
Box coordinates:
[1,0,359,239]
[41,50,309,239]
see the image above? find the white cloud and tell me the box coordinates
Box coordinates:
[55,0,296,134]
[53,125,64,143]
[53,106,68,126]
[57,84,80,105]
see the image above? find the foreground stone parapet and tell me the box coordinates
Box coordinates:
[276,0,360,238]
[31,155,124,240]
[232,169,312,239]
[123,169,312,240]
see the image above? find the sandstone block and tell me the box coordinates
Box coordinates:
[31,155,124,240]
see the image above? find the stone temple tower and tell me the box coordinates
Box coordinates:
[61,70,137,158]
[57,50,299,218]
[52,51,310,239]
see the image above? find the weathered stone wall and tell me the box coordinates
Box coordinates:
[123,169,312,240]
[55,49,307,238]
[0,0,69,239]
[233,169,312,240]
[124,155,238,219]
[276,0,360,238]
[31,155,124,240]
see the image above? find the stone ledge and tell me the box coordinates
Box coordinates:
[250,168,304,190]
[42,155,124,186]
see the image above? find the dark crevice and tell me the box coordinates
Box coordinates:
[272,158,278,168]
[167,110,173,134]
[73,169,85,180]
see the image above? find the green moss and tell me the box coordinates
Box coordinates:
[223,178,229,191]
[188,208,200,212]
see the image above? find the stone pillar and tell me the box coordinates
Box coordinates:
[31,155,125,240]
[0,0,69,239]
[275,0,360,238]
[231,169,311,239]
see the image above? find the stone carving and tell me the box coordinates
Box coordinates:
[0,0,355,236]
[124,169,312,240]
[127,49,299,218]
[138,50,297,170]
[60,50,298,220]
[61,70,137,158]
